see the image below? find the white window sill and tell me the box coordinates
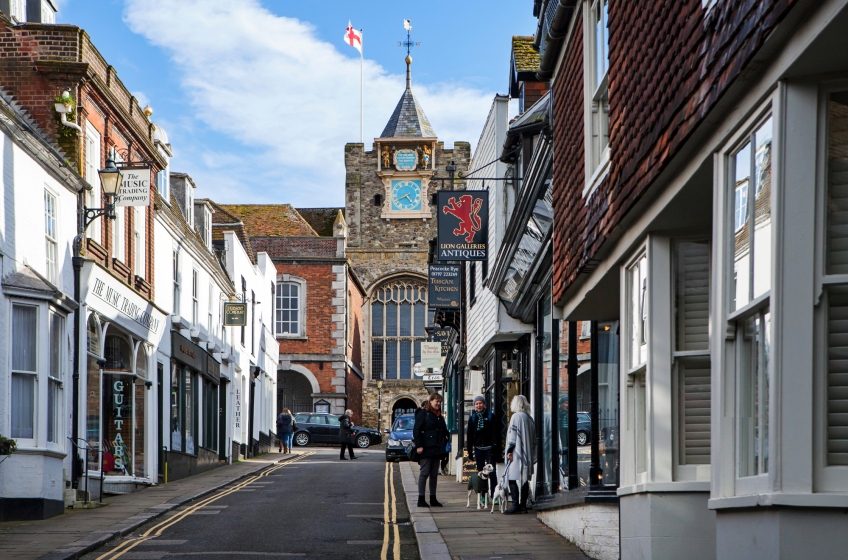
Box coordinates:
[277,335,308,341]
[582,148,611,199]
[709,493,848,510]
[618,480,710,497]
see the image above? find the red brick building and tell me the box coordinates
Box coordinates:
[210,204,365,424]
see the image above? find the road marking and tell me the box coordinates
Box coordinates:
[389,462,401,560]
[164,553,305,557]
[95,452,314,560]
[381,460,390,560]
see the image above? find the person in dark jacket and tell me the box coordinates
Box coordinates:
[466,395,496,498]
[414,393,449,508]
[339,409,358,460]
[276,408,296,453]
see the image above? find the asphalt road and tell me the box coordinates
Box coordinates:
[82,447,419,560]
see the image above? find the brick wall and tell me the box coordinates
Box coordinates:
[274,261,337,356]
[347,368,362,425]
[251,236,337,259]
[552,0,797,302]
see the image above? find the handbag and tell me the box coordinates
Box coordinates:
[405,442,419,462]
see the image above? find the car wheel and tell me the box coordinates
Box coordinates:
[577,431,589,446]
[294,432,310,446]
[356,434,371,448]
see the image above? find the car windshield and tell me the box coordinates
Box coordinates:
[393,417,414,431]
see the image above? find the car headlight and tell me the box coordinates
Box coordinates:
[388,438,400,447]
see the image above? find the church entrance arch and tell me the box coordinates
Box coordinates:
[392,398,419,421]
[277,370,313,414]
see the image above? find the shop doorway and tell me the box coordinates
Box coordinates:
[277,370,313,414]
[392,398,418,421]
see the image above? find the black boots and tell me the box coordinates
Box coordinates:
[504,481,522,514]
[417,496,429,507]
[429,495,443,507]
[519,482,530,513]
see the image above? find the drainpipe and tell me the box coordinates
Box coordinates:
[536,0,577,82]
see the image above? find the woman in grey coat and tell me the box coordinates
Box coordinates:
[339,409,358,460]
[504,395,536,514]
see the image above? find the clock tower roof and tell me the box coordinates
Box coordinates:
[380,56,436,139]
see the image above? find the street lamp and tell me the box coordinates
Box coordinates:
[376,378,383,431]
[70,158,123,491]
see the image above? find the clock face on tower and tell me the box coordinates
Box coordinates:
[390,180,422,211]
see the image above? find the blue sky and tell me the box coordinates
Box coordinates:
[58,1,536,207]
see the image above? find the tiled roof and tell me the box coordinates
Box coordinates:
[219,204,319,237]
[512,36,539,73]
[296,207,344,237]
[380,62,436,139]
[206,200,255,263]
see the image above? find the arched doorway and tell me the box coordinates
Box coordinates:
[392,398,418,421]
[277,370,313,414]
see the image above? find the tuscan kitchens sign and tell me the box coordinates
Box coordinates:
[428,264,461,309]
[437,190,488,261]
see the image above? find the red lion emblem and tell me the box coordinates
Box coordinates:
[442,195,483,243]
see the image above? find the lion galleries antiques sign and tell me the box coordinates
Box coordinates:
[437,190,488,261]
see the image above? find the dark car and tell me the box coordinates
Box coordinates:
[292,413,382,448]
[576,412,592,446]
[385,414,415,462]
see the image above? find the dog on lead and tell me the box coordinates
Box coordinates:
[466,463,495,509]
[491,480,509,514]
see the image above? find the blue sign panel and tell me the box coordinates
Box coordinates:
[394,149,418,171]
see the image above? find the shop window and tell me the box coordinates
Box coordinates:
[371,279,427,380]
[87,313,101,355]
[86,315,102,469]
[104,334,132,371]
[728,114,773,483]
[185,370,195,454]
[170,366,198,455]
[203,379,218,451]
[11,304,37,440]
[171,365,182,452]
[134,346,147,476]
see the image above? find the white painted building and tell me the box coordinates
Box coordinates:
[0,94,83,519]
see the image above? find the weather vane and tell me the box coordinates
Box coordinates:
[398,19,421,56]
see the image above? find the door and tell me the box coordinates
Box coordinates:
[325,414,341,443]
[308,415,329,442]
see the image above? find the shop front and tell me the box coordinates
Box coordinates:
[168,331,222,481]
[81,263,165,495]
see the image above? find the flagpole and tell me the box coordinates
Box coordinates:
[360,30,364,144]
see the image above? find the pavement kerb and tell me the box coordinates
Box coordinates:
[399,461,451,560]
[36,456,286,560]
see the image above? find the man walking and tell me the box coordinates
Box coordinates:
[466,395,496,498]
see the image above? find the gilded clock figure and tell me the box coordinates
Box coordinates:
[391,180,422,211]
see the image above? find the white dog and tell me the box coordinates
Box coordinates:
[491,480,509,514]
[466,463,495,509]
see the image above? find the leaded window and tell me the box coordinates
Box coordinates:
[371,280,427,380]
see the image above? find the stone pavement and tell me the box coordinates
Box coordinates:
[0,452,287,560]
[401,462,590,560]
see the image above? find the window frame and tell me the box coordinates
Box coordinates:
[582,0,611,198]
[370,279,428,381]
[85,121,102,243]
[10,302,39,443]
[134,205,146,279]
[275,276,307,339]
[44,187,58,285]
[172,248,180,316]
[47,309,65,446]
[625,248,648,374]
[192,269,199,326]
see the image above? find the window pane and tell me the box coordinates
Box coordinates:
[171,367,182,452]
[597,321,619,487]
[103,374,133,476]
[372,302,383,335]
[386,302,398,336]
[675,242,710,352]
[386,340,398,379]
[399,340,412,379]
[48,378,60,443]
[827,93,848,275]
[185,371,195,454]
[752,118,773,299]
[826,286,848,465]
[13,305,37,372]
[11,373,35,439]
[400,303,411,336]
[87,356,101,469]
[738,313,769,477]
[371,340,384,378]
[679,357,711,465]
[414,340,421,367]
[135,381,146,476]
[414,302,425,336]
[732,142,752,311]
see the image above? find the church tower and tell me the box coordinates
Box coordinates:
[345,54,470,430]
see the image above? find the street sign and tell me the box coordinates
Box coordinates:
[413,363,425,377]
[223,302,247,326]
[114,166,151,207]
[428,264,461,309]
[437,190,488,260]
[420,342,442,369]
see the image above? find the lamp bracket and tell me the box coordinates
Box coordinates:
[83,204,115,231]
[112,148,156,167]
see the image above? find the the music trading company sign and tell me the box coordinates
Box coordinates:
[437,190,488,261]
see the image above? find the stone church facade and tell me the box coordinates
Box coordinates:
[345,57,469,431]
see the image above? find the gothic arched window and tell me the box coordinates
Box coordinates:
[371,279,427,380]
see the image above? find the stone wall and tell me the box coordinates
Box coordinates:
[362,380,431,433]
[538,503,620,560]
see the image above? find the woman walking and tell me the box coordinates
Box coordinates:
[276,408,295,453]
[504,395,536,514]
[413,393,449,508]
[339,409,358,460]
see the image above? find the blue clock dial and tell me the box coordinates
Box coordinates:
[391,180,422,211]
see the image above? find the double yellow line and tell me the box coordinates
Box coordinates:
[381,461,401,560]
[96,452,314,560]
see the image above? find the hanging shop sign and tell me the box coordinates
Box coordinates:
[223,302,247,326]
[430,328,452,357]
[114,166,151,207]
[428,264,461,309]
[234,387,242,429]
[421,342,442,369]
[437,190,488,260]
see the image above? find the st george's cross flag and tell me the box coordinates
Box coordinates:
[344,21,362,54]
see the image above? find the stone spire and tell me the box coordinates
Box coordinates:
[380,55,436,139]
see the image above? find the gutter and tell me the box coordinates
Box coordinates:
[536,0,577,81]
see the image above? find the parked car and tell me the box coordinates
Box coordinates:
[385,414,415,462]
[292,413,382,448]
[576,412,591,446]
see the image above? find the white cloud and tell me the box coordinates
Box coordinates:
[122,0,492,206]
